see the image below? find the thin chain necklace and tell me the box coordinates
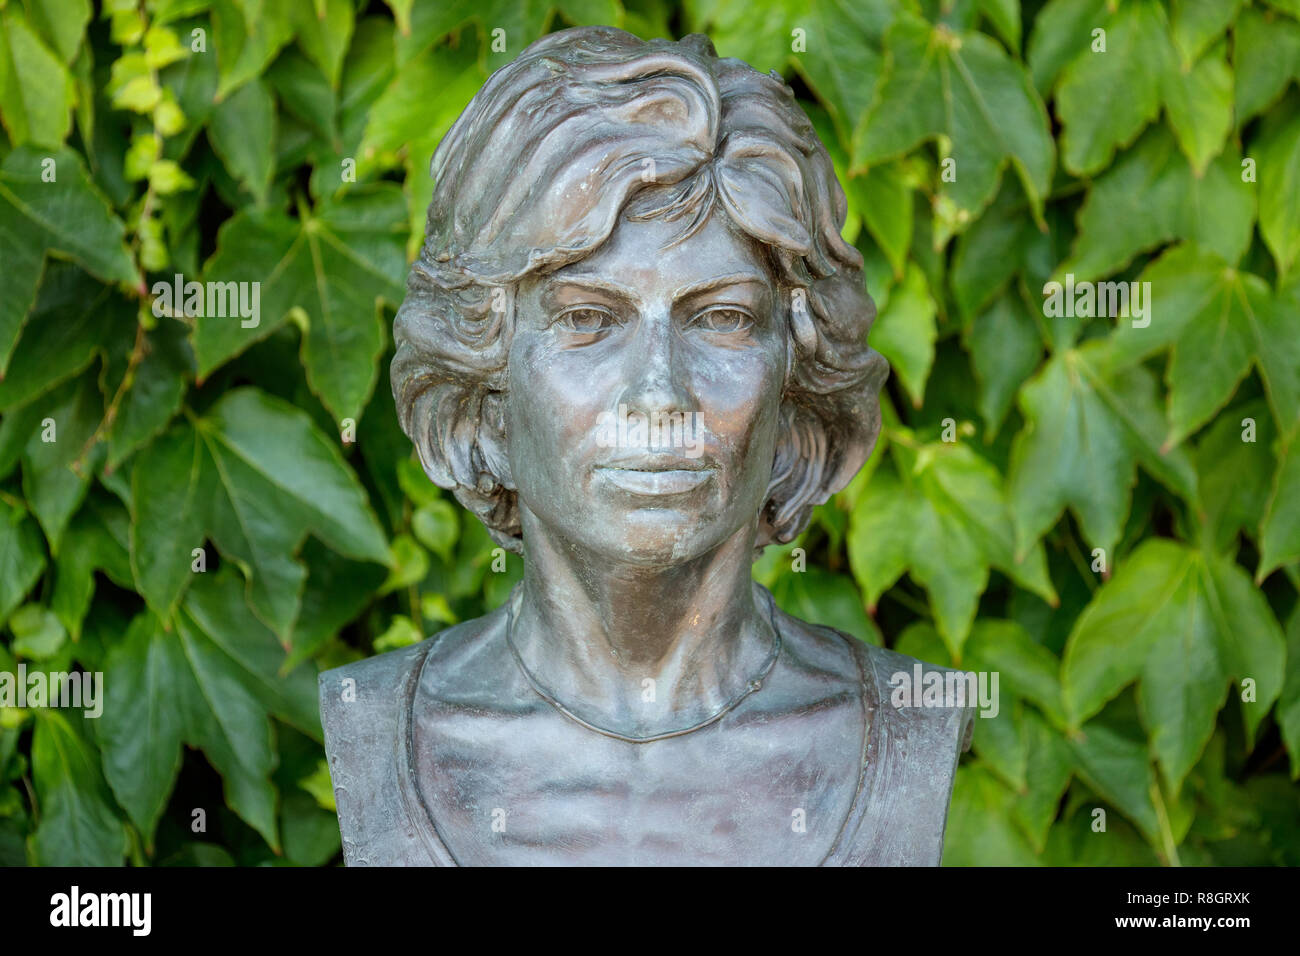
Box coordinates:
[503,585,783,744]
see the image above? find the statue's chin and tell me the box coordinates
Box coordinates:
[565,511,747,569]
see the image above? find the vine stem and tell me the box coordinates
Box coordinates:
[1150,779,1182,867]
[72,321,147,476]
[22,775,38,827]
[883,586,934,621]
[1060,525,1100,593]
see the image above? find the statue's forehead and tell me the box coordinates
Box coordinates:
[535,208,774,296]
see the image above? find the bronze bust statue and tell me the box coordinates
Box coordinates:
[320,26,974,866]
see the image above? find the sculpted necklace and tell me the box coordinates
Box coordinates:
[502,585,783,744]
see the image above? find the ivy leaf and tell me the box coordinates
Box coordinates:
[1234,5,1300,125]
[0,499,46,627]
[0,147,140,376]
[692,0,891,148]
[284,539,387,670]
[850,160,915,281]
[848,438,1056,657]
[1065,718,1160,843]
[22,0,90,65]
[1110,244,1288,449]
[132,388,390,637]
[99,571,321,850]
[978,0,1020,53]
[0,263,134,411]
[129,424,208,624]
[1056,0,1174,177]
[1169,0,1242,66]
[1281,607,1300,778]
[972,698,1028,790]
[1259,431,1300,580]
[1255,104,1300,282]
[395,0,621,72]
[1195,398,1278,553]
[1266,0,1300,20]
[963,618,1065,724]
[159,17,220,158]
[1053,0,1232,176]
[0,6,74,149]
[769,565,881,647]
[942,764,1042,865]
[1161,40,1233,176]
[1015,709,1074,851]
[1025,0,1106,95]
[1060,127,1255,282]
[358,38,482,252]
[30,711,127,866]
[851,11,1054,238]
[950,178,1045,321]
[383,0,413,37]
[290,0,355,90]
[1062,539,1286,793]
[11,605,67,660]
[1007,340,1199,560]
[96,613,187,847]
[207,77,277,205]
[211,0,296,101]
[268,47,338,148]
[965,289,1042,439]
[104,315,194,470]
[196,185,408,422]
[19,370,103,553]
[1255,277,1300,431]
[180,569,323,735]
[868,262,936,407]
[298,17,396,199]
[51,493,131,641]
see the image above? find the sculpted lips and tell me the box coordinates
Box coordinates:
[594,453,714,496]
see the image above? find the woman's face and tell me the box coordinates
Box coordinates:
[507,207,789,565]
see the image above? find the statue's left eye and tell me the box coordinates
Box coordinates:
[556,307,617,334]
[692,307,753,334]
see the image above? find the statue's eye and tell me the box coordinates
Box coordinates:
[691,307,754,334]
[555,307,618,335]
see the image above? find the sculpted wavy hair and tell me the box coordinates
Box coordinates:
[392,26,888,556]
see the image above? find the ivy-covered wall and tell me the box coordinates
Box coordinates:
[0,0,1297,866]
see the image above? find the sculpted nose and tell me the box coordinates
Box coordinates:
[619,310,690,418]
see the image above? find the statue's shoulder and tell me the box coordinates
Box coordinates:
[771,610,976,866]
[856,642,977,752]
[317,640,432,865]
[318,617,497,866]
[771,606,977,753]
[829,640,977,865]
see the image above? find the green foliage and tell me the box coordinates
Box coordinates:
[0,0,1296,867]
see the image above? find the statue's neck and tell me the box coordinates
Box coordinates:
[508,507,777,739]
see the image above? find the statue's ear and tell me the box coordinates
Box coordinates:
[476,391,514,492]
[405,381,523,553]
[408,385,514,495]
[760,385,882,546]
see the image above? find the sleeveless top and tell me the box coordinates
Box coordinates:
[320,595,974,866]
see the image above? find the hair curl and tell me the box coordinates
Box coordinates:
[392,26,888,556]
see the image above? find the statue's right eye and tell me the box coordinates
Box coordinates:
[555,307,618,335]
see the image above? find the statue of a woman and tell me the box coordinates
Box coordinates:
[320,25,974,866]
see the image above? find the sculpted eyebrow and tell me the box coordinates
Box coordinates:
[543,276,636,300]
[673,273,769,300]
